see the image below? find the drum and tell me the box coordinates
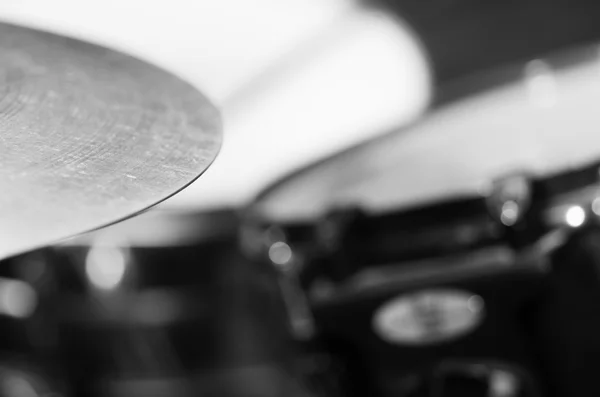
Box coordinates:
[242,43,600,397]
[8,209,300,397]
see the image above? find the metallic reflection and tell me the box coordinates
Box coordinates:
[269,241,293,267]
[565,205,586,228]
[85,244,128,290]
[500,201,520,226]
[0,278,37,319]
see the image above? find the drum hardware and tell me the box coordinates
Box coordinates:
[485,173,533,228]
[244,207,553,397]
[243,41,600,396]
[239,222,316,349]
[429,360,541,397]
[260,228,316,341]
[278,275,316,341]
[244,178,600,397]
[246,159,593,323]
[538,164,600,231]
[308,241,555,308]
[251,158,600,288]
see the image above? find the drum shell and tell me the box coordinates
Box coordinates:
[296,256,547,397]
[50,243,224,392]
[45,209,304,397]
[531,225,600,397]
[12,210,297,397]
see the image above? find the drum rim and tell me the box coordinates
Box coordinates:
[249,41,600,223]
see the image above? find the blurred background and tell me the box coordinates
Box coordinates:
[3,0,600,396]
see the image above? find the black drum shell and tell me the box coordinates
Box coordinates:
[8,210,299,397]
[530,225,600,397]
[307,261,546,397]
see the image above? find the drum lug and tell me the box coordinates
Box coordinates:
[256,226,316,340]
[239,220,290,265]
[277,271,316,340]
[485,174,533,228]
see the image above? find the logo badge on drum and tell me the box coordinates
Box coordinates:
[373,289,484,345]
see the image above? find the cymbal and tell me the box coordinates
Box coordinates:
[250,44,600,222]
[0,22,221,259]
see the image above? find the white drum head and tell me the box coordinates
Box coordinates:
[254,46,600,222]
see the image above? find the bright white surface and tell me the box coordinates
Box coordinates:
[257,53,600,220]
[85,245,128,290]
[0,0,355,104]
[565,205,586,228]
[0,278,37,318]
[168,8,431,209]
[0,0,431,210]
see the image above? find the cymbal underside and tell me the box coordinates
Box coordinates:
[253,45,600,222]
[0,23,221,259]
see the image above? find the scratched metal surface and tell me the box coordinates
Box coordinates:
[0,22,221,259]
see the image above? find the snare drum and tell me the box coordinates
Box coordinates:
[243,43,600,397]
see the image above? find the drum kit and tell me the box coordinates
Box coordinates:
[4,1,600,396]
